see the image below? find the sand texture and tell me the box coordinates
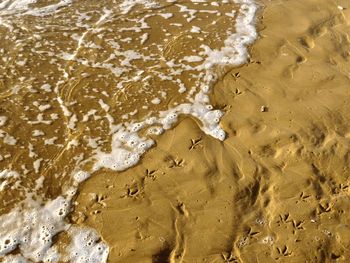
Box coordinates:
[69,0,350,262]
[0,0,350,263]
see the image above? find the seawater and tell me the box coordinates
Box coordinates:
[0,0,258,262]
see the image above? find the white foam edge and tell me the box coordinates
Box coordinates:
[0,1,259,262]
[92,0,258,172]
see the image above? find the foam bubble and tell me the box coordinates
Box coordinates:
[0,193,108,263]
[119,0,158,14]
[65,227,109,263]
[73,171,91,184]
[0,116,7,127]
[0,196,69,261]
[2,254,27,263]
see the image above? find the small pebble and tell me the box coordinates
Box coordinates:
[261,105,268,112]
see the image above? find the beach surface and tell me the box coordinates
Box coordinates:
[73,0,350,262]
[1,0,350,262]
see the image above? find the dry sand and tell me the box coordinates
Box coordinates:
[69,0,350,262]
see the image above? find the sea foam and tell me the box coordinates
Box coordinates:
[0,0,258,262]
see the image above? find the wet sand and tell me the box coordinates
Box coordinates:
[1,1,257,261]
[72,0,350,262]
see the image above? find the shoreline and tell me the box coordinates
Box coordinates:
[0,0,350,262]
[74,0,350,262]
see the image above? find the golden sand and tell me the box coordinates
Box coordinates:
[71,0,350,262]
[1,0,350,262]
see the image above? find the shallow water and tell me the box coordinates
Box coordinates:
[0,0,257,262]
